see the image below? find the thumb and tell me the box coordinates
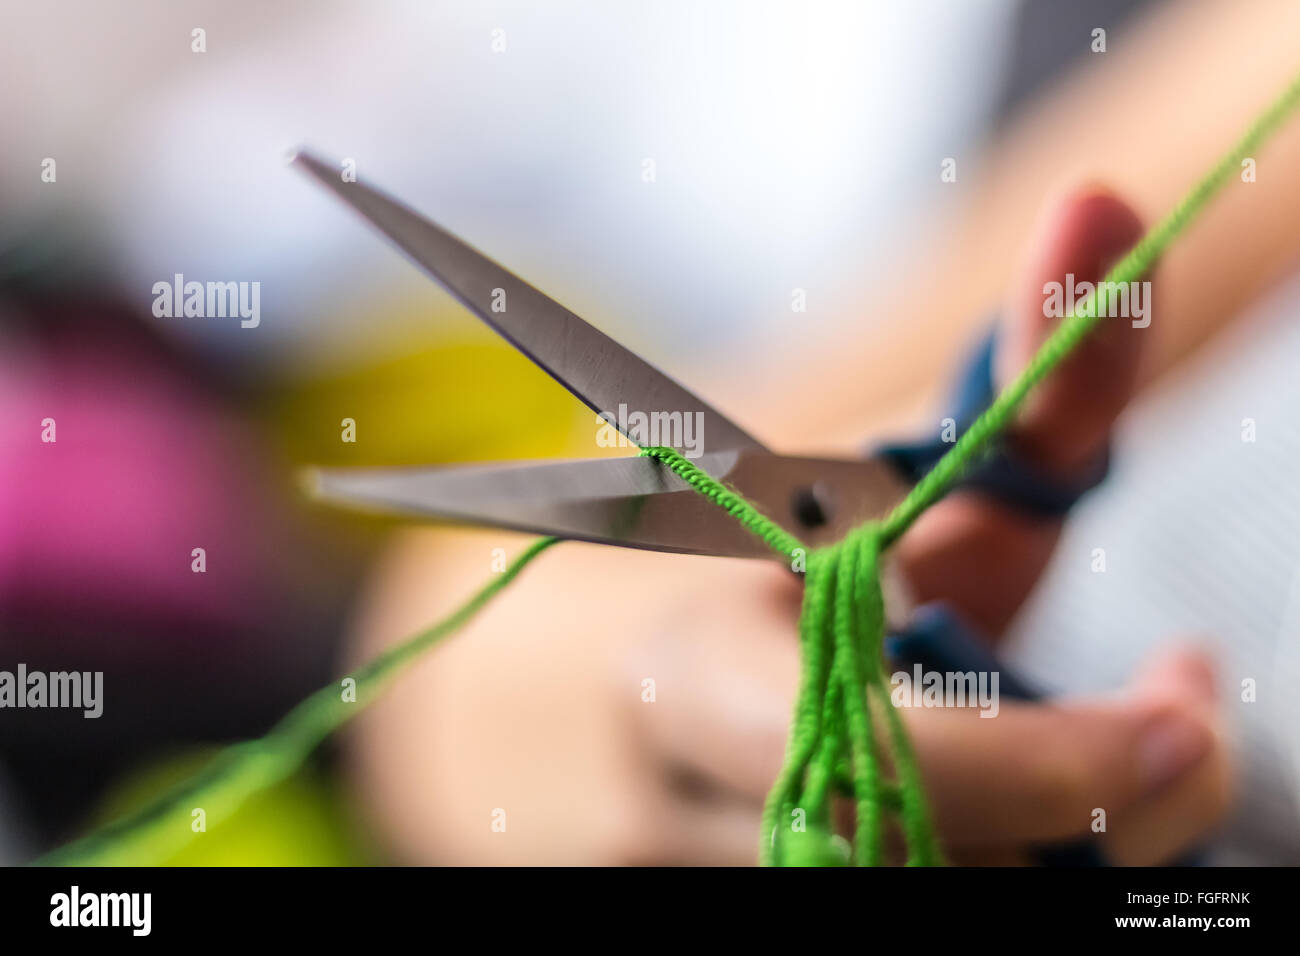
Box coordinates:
[1103,644,1232,865]
[908,644,1224,849]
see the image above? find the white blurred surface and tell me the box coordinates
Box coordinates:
[1006,270,1300,865]
[1,0,1011,369]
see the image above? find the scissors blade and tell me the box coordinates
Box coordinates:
[290,149,768,457]
[304,451,910,559]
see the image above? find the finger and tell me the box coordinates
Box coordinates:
[1103,645,1231,866]
[621,558,797,804]
[999,185,1151,473]
[635,791,765,866]
[907,644,1220,847]
[1105,741,1230,866]
[894,185,1147,637]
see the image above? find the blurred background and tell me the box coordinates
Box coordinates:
[2,0,1299,864]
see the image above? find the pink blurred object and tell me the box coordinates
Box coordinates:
[0,325,282,648]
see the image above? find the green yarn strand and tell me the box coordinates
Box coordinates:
[881,69,1300,547]
[38,537,561,866]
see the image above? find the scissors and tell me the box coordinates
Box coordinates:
[291,149,1113,865]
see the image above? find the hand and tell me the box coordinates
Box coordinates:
[343,186,1228,865]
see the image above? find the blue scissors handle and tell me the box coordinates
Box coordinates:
[878,329,1109,518]
[879,327,1110,865]
[886,603,1108,866]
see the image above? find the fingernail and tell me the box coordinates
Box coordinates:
[1139,713,1211,795]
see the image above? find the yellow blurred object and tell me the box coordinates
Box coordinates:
[90,753,367,866]
[265,310,610,468]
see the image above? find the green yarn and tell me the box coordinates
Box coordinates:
[34,69,1300,868]
[635,447,806,557]
[641,448,943,865]
[38,537,560,866]
[880,67,1300,548]
[779,824,851,867]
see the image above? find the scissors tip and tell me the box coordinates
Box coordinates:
[285,148,335,176]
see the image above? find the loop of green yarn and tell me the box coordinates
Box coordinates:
[35,69,1300,867]
[636,437,938,864]
[641,450,943,866]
